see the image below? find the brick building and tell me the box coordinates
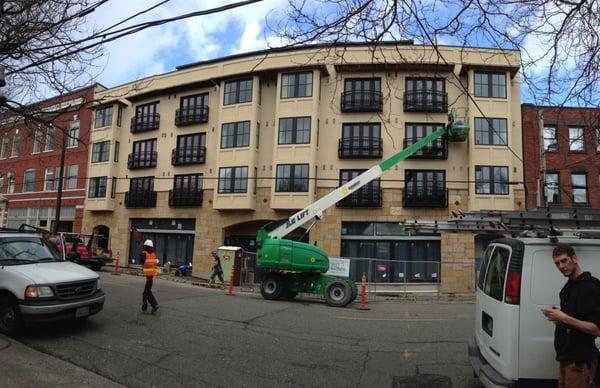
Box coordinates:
[0,85,102,232]
[522,104,600,209]
[83,43,524,294]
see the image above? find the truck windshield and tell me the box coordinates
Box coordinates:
[0,237,63,264]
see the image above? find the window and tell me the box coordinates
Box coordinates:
[404,78,446,110]
[339,169,381,207]
[0,137,9,159]
[181,93,208,111]
[405,170,446,196]
[406,77,445,94]
[7,172,15,193]
[281,72,313,98]
[475,118,508,145]
[404,123,446,157]
[111,177,117,198]
[344,78,381,93]
[11,132,20,157]
[44,167,54,191]
[91,141,110,163]
[474,71,507,98]
[67,164,78,189]
[221,121,250,148]
[224,79,253,105]
[475,166,509,195]
[117,106,122,127]
[54,166,62,190]
[218,166,248,193]
[88,177,107,198]
[545,172,560,204]
[0,174,3,192]
[129,176,154,193]
[114,141,120,162]
[278,117,311,144]
[95,106,113,128]
[342,123,381,141]
[481,246,510,301]
[23,169,35,192]
[33,128,43,153]
[569,127,585,151]
[173,174,203,192]
[543,126,558,151]
[44,126,55,151]
[571,173,588,204]
[276,164,309,192]
[68,120,79,147]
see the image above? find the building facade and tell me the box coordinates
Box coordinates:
[0,85,100,232]
[522,104,600,209]
[83,43,524,293]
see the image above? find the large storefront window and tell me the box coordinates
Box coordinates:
[6,206,75,231]
[129,219,195,267]
[341,222,440,284]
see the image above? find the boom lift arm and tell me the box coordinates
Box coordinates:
[266,112,469,240]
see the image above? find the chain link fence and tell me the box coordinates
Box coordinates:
[239,253,440,297]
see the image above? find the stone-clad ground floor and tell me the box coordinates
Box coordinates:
[82,187,522,294]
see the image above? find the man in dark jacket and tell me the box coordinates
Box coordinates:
[208,251,224,285]
[140,239,159,313]
[543,243,600,387]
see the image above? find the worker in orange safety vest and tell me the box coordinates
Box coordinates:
[141,239,159,313]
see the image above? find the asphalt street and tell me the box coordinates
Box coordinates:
[10,272,482,388]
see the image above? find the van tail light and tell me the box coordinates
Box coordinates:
[504,271,521,305]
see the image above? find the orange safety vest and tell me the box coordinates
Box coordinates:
[142,251,160,277]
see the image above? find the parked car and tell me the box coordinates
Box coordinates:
[53,232,113,271]
[469,236,600,387]
[0,230,105,336]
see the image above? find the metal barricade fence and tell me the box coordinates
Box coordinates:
[238,253,440,297]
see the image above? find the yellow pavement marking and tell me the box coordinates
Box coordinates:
[335,316,449,322]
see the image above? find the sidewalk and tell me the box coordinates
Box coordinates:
[0,335,124,387]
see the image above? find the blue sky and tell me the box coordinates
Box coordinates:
[89,0,286,88]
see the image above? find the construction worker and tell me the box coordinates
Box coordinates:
[140,239,159,313]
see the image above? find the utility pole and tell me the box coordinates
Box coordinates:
[53,128,67,233]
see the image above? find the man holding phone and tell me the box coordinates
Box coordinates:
[543,243,600,387]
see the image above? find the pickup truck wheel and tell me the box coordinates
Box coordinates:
[0,296,23,336]
[260,273,283,300]
[325,280,352,307]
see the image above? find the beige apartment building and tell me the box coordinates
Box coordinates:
[83,42,523,294]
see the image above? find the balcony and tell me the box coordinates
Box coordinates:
[125,191,157,208]
[175,106,209,126]
[169,189,203,207]
[403,90,448,112]
[341,90,383,112]
[403,137,448,159]
[171,146,206,166]
[337,186,382,208]
[403,188,448,208]
[130,113,160,133]
[338,137,383,159]
[128,151,157,169]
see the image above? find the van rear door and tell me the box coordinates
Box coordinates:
[474,240,521,383]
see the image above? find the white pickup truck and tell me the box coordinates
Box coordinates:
[0,231,105,336]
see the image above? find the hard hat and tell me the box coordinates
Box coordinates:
[143,239,154,248]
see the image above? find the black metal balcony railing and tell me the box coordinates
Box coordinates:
[337,186,383,208]
[403,188,448,208]
[403,137,448,159]
[169,189,203,207]
[403,90,448,112]
[175,106,209,126]
[125,191,157,208]
[171,146,206,166]
[127,151,158,169]
[341,90,383,112]
[130,113,160,133]
[338,137,383,159]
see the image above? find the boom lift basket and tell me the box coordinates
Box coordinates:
[446,108,469,142]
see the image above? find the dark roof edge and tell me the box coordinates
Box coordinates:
[522,103,600,111]
[24,83,105,108]
[176,41,519,71]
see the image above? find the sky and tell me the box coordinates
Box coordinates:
[88,0,286,88]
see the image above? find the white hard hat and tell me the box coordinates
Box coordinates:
[143,239,154,248]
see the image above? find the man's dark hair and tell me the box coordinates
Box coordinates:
[552,243,576,258]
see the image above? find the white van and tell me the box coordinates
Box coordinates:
[0,231,105,336]
[469,236,600,387]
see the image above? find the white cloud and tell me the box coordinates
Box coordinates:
[86,0,287,88]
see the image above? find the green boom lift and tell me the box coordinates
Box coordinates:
[255,111,469,307]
